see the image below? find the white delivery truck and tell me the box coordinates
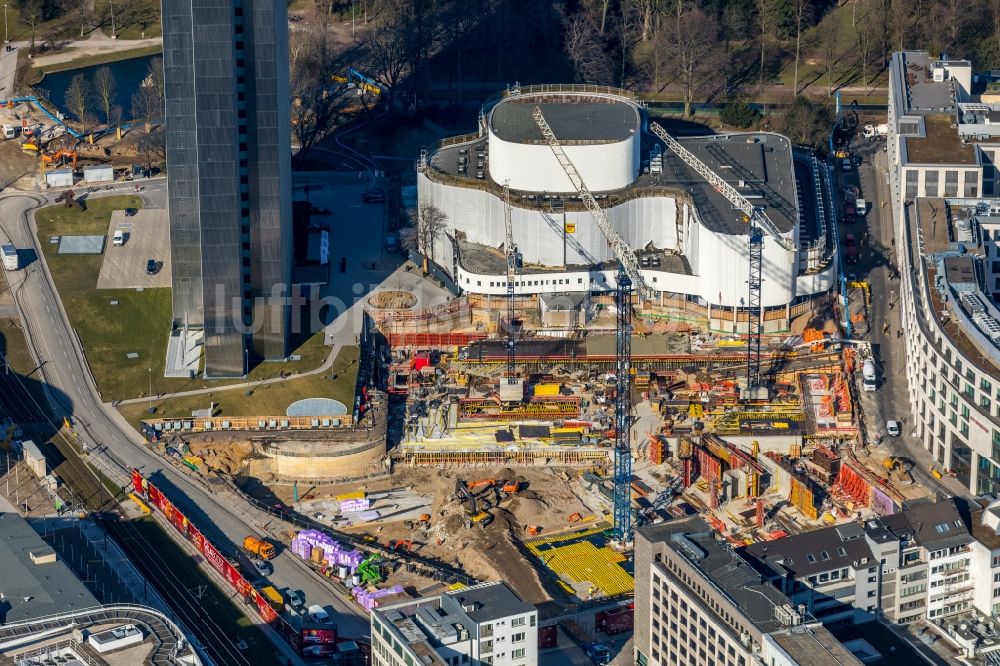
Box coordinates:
[1,124,15,139]
[862,359,878,392]
[2,244,18,271]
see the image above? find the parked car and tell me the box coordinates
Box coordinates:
[887,420,901,437]
[844,234,859,264]
[252,559,272,576]
[146,259,159,275]
[362,188,386,204]
[112,229,125,246]
[285,588,305,610]
[586,643,611,665]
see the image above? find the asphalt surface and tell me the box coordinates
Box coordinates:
[0,182,372,645]
[834,141,969,499]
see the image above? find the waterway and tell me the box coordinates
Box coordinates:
[35,54,157,122]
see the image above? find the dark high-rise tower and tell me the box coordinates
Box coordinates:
[163,0,292,378]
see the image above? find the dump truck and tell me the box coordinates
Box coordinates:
[243,535,275,560]
[261,585,284,610]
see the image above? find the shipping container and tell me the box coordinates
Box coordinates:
[596,608,634,635]
[538,625,558,649]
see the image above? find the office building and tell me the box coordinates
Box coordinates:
[634,518,861,666]
[371,582,537,666]
[163,0,292,377]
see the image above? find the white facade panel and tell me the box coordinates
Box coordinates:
[487,131,639,193]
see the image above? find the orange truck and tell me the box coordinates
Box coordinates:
[243,535,275,560]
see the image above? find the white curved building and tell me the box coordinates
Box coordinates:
[416,86,835,325]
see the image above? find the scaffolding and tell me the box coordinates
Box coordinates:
[401,446,611,467]
[458,397,580,420]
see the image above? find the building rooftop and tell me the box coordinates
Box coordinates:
[768,626,863,665]
[427,131,799,238]
[0,511,99,623]
[639,518,795,635]
[902,52,959,113]
[887,498,972,549]
[489,99,640,144]
[741,521,875,579]
[445,582,534,624]
[905,114,978,164]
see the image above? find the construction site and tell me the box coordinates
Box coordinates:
[251,90,933,615]
[0,94,158,190]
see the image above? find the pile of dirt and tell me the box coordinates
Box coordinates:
[187,436,252,475]
[368,290,417,309]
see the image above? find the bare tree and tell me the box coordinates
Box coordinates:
[563,10,613,85]
[92,66,117,126]
[755,0,781,91]
[820,15,840,96]
[625,0,658,42]
[64,73,91,125]
[289,28,351,166]
[108,104,123,129]
[888,0,912,54]
[367,12,411,106]
[665,4,719,116]
[14,0,47,51]
[60,0,93,37]
[415,203,447,263]
[855,0,878,90]
[790,0,812,95]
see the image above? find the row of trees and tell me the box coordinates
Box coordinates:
[555,0,1000,110]
[13,0,158,50]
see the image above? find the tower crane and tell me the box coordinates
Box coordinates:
[532,106,642,545]
[648,122,794,396]
[501,180,523,396]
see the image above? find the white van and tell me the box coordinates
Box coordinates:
[112,229,125,246]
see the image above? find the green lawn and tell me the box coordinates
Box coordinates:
[118,345,360,428]
[92,0,162,40]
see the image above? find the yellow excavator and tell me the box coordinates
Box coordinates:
[882,456,914,486]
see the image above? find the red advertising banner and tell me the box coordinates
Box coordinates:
[131,469,280,625]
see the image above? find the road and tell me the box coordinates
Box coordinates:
[0,184,372,642]
[834,141,970,499]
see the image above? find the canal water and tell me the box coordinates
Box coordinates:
[36,54,157,122]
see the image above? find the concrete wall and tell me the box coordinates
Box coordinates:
[250,438,386,479]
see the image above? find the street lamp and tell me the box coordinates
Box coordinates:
[147,367,153,414]
[4,4,8,45]
[109,0,116,39]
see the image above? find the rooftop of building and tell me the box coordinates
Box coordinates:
[445,582,534,624]
[970,503,1000,551]
[740,521,875,579]
[880,498,972,549]
[905,114,979,165]
[489,98,640,144]
[768,626,864,666]
[426,131,799,237]
[0,511,99,624]
[911,197,1000,378]
[899,52,960,114]
[639,517,797,636]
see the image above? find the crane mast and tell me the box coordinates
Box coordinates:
[649,121,794,395]
[502,181,521,387]
[532,106,634,544]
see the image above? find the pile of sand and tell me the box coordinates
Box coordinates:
[188,436,252,475]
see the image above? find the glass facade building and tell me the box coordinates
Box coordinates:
[163,0,292,378]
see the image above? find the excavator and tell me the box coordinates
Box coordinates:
[882,456,914,486]
[41,149,78,171]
